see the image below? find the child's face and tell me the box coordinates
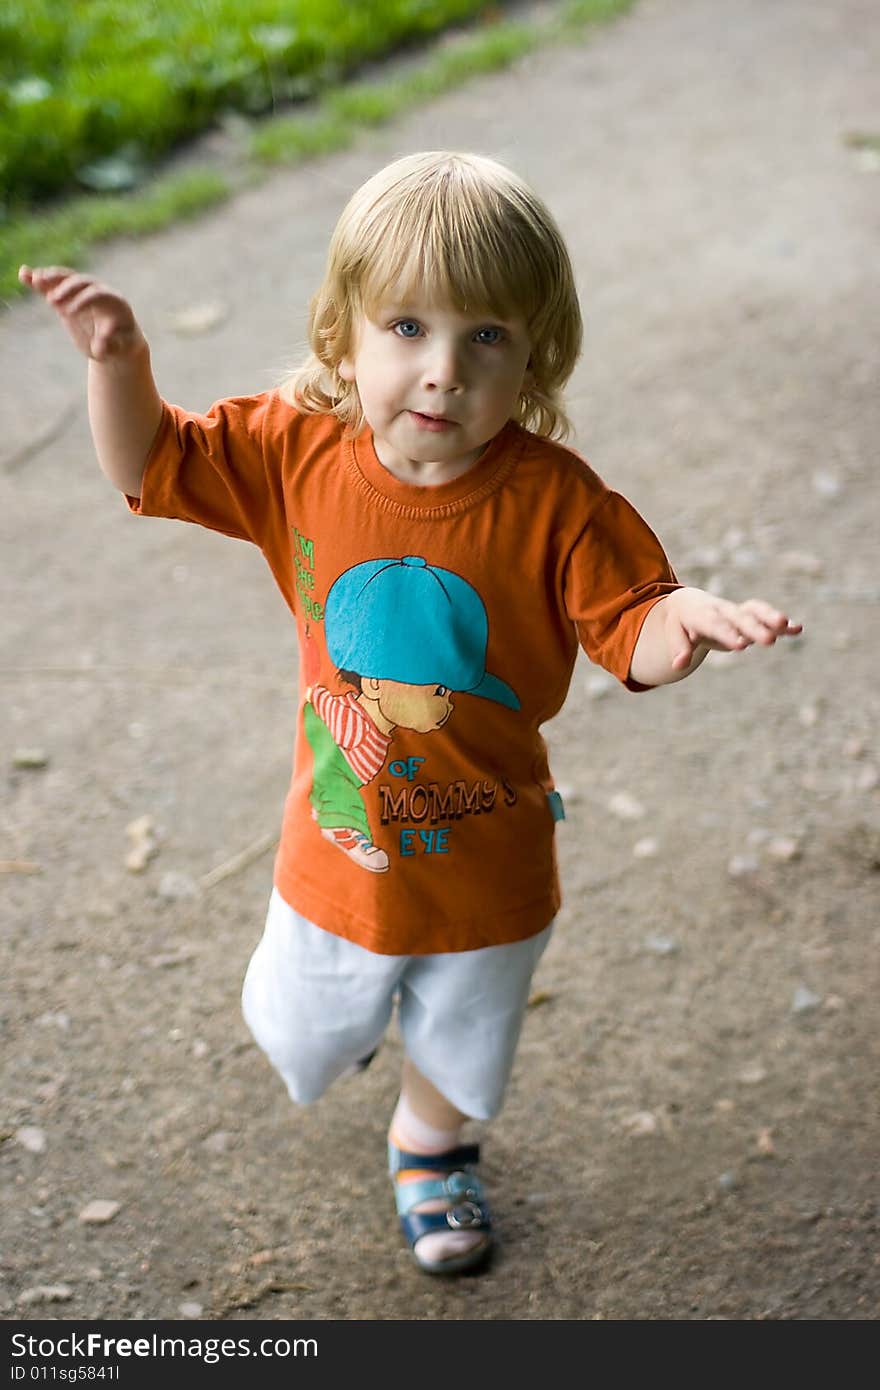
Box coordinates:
[339,294,532,478]
[363,676,454,733]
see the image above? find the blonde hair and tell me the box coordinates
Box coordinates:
[282,151,582,439]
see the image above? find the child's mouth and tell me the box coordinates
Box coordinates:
[409,410,456,432]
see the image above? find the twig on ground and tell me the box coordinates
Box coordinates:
[199,832,279,890]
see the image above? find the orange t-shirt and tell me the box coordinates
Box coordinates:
[127,392,679,954]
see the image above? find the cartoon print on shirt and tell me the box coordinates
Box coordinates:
[302,555,520,874]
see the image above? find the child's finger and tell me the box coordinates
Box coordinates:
[61,282,117,318]
[739,599,802,635]
[739,600,800,633]
[20,265,76,292]
[695,607,753,651]
[47,272,98,307]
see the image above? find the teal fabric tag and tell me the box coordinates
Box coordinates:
[547,790,566,822]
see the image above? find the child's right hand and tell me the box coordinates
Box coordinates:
[19,265,146,363]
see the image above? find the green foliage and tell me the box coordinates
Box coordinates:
[252,22,535,162]
[0,0,493,207]
[2,0,636,301]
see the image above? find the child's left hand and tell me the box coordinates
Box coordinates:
[664,587,802,671]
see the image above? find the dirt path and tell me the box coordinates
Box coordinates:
[2,0,878,1321]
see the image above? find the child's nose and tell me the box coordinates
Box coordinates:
[422,339,465,392]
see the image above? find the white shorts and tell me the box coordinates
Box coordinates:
[241,888,553,1120]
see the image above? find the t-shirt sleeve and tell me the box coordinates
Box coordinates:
[124,394,275,546]
[563,488,681,691]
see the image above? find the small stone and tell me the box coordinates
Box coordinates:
[149,949,198,969]
[747,827,771,846]
[553,781,583,805]
[621,1110,657,1136]
[730,547,760,571]
[125,815,159,873]
[248,1249,276,1267]
[12,748,49,769]
[126,814,155,841]
[715,1098,735,1113]
[756,1128,776,1157]
[798,703,821,727]
[738,1063,767,1086]
[608,791,645,821]
[644,933,679,955]
[718,1170,739,1192]
[791,985,822,1015]
[843,737,865,759]
[721,527,746,551]
[823,994,845,1012]
[766,836,801,862]
[812,471,842,498]
[633,836,659,858]
[15,1126,46,1154]
[856,765,879,792]
[585,671,616,700]
[780,551,824,576]
[36,1010,70,1030]
[728,853,759,878]
[527,988,554,1008]
[202,1130,232,1154]
[18,1284,73,1305]
[179,1300,204,1318]
[192,1039,210,1059]
[79,1199,121,1224]
[157,871,200,901]
[126,847,152,872]
[169,300,228,336]
[35,1078,64,1102]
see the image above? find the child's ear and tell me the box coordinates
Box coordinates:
[338,356,356,383]
[362,676,382,698]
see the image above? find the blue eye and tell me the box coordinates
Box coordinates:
[475,326,504,345]
[393,320,421,338]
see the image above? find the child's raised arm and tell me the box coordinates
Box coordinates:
[19,265,162,499]
[629,586,802,687]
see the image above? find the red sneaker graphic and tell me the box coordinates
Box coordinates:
[320,825,390,873]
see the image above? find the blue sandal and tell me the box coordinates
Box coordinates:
[388,1141,493,1275]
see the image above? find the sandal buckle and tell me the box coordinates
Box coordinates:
[447,1200,484,1230]
[445,1171,478,1201]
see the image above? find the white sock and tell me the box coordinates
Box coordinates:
[390,1094,487,1266]
[390,1094,461,1154]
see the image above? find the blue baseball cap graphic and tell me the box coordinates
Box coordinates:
[324,556,520,710]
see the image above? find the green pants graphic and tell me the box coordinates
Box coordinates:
[303,702,372,837]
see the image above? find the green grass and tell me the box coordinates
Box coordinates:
[3,0,636,303]
[252,21,537,162]
[1,0,493,207]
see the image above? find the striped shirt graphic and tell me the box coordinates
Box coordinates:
[311,685,391,783]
